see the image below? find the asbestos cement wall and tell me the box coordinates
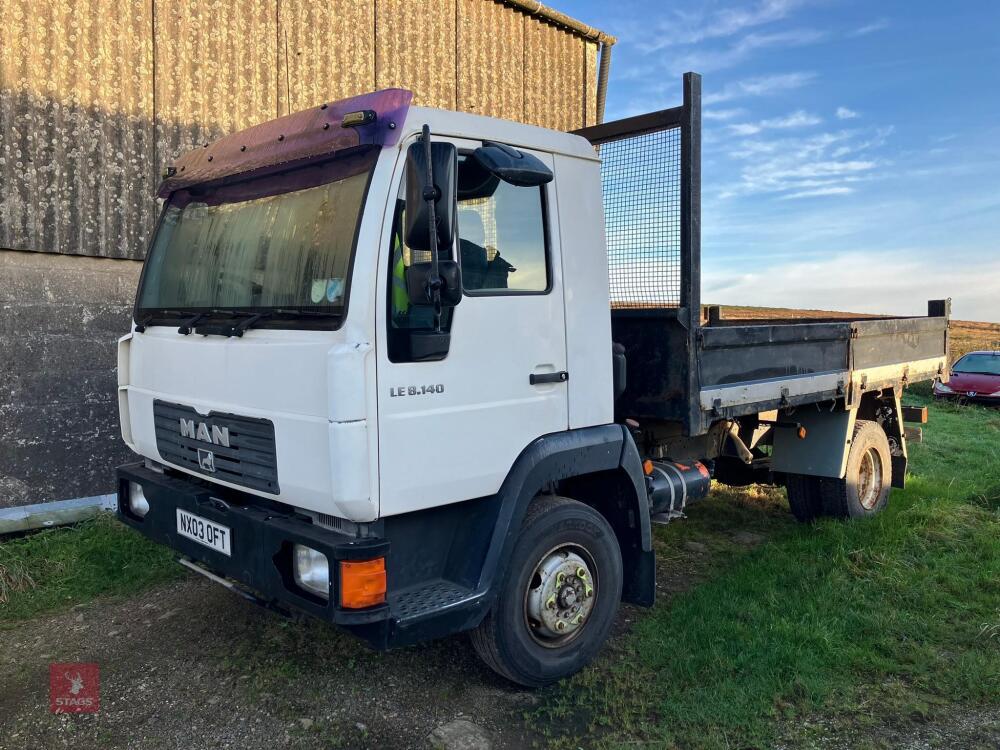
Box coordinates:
[0,0,605,506]
[0,249,140,506]
[0,0,600,261]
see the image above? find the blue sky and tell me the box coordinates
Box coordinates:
[570,0,1000,322]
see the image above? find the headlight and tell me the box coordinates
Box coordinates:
[128,481,150,517]
[293,545,330,599]
[935,382,954,394]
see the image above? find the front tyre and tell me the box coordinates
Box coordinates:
[470,495,623,687]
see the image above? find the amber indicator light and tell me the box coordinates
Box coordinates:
[341,110,377,128]
[339,558,386,609]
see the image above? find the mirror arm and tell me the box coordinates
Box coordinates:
[420,125,444,332]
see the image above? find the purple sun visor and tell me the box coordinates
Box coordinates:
[158,89,413,198]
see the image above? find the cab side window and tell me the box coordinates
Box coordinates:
[457,154,549,294]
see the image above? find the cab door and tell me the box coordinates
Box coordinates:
[375,138,568,517]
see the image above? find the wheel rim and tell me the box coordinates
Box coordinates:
[523,544,598,648]
[858,446,884,510]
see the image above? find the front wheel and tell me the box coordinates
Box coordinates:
[470,495,623,687]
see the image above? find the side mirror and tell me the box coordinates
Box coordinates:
[472,141,553,187]
[404,140,458,253]
[405,260,462,308]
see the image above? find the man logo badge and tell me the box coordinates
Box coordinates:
[179,418,230,447]
[197,448,216,473]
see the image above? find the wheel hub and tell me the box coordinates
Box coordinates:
[858,446,883,510]
[525,548,596,645]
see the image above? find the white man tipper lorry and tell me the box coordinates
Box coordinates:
[115,74,950,686]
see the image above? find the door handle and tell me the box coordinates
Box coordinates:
[529,371,569,385]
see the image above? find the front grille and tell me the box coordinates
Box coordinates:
[315,512,357,536]
[153,400,279,494]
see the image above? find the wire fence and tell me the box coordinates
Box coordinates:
[599,125,682,308]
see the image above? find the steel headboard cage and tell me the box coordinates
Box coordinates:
[600,126,682,307]
[574,72,703,433]
[573,72,701,323]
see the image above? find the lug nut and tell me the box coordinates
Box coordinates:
[555,571,564,586]
[545,594,556,610]
[555,620,567,631]
[585,586,594,598]
[576,567,587,578]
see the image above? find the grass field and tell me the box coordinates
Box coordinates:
[528,393,1000,748]
[1,311,997,747]
[2,396,996,748]
[0,513,185,622]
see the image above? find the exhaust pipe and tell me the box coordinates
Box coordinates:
[647,460,711,515]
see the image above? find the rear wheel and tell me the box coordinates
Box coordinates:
[785,473,823,523]
[470,495,622,687]
[819,420,892,519]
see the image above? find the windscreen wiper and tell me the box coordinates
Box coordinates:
[180,309,269,335]
[135,309,194,332]
[227,307,344,336]
[178,311,214,335]
[168,308,343,337]
[229,311,272,337]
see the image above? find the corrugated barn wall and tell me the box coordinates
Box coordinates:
[0,0,610,507]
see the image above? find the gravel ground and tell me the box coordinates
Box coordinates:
[777,708,1000,750]
[0,526,747,749]
[0,576,545,749]
[2,527,995,749]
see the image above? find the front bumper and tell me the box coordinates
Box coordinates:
[933,386,1000,404]
[116,463,390,639]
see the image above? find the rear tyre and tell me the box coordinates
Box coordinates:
[785,473,823,523]
[819,420,892,519]
[470,495,623,687]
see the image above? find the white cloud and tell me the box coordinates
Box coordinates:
[719,127,887,198]
[836,106,859,120]
[704,108,747,122]
[781,186,853,199]
[637,0,808,52]
[704,72,816,104]
[703,250,1000,323]
[671,28,825,75]
[850,18,890,37]
[615,63,657,82]
[729,110,822,135]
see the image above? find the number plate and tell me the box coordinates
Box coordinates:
[176,509,232,556]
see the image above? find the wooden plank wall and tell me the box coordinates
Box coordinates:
[0,0,602,261]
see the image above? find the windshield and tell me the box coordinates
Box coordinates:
[137,150,376,317]
[953,353,1000,376]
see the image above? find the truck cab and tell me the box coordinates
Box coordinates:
[116,79,948,686]
[122,89,610,522]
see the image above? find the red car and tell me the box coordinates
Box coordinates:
[933,350,1000,403]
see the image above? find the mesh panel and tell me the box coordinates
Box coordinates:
[599,127,682,308]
